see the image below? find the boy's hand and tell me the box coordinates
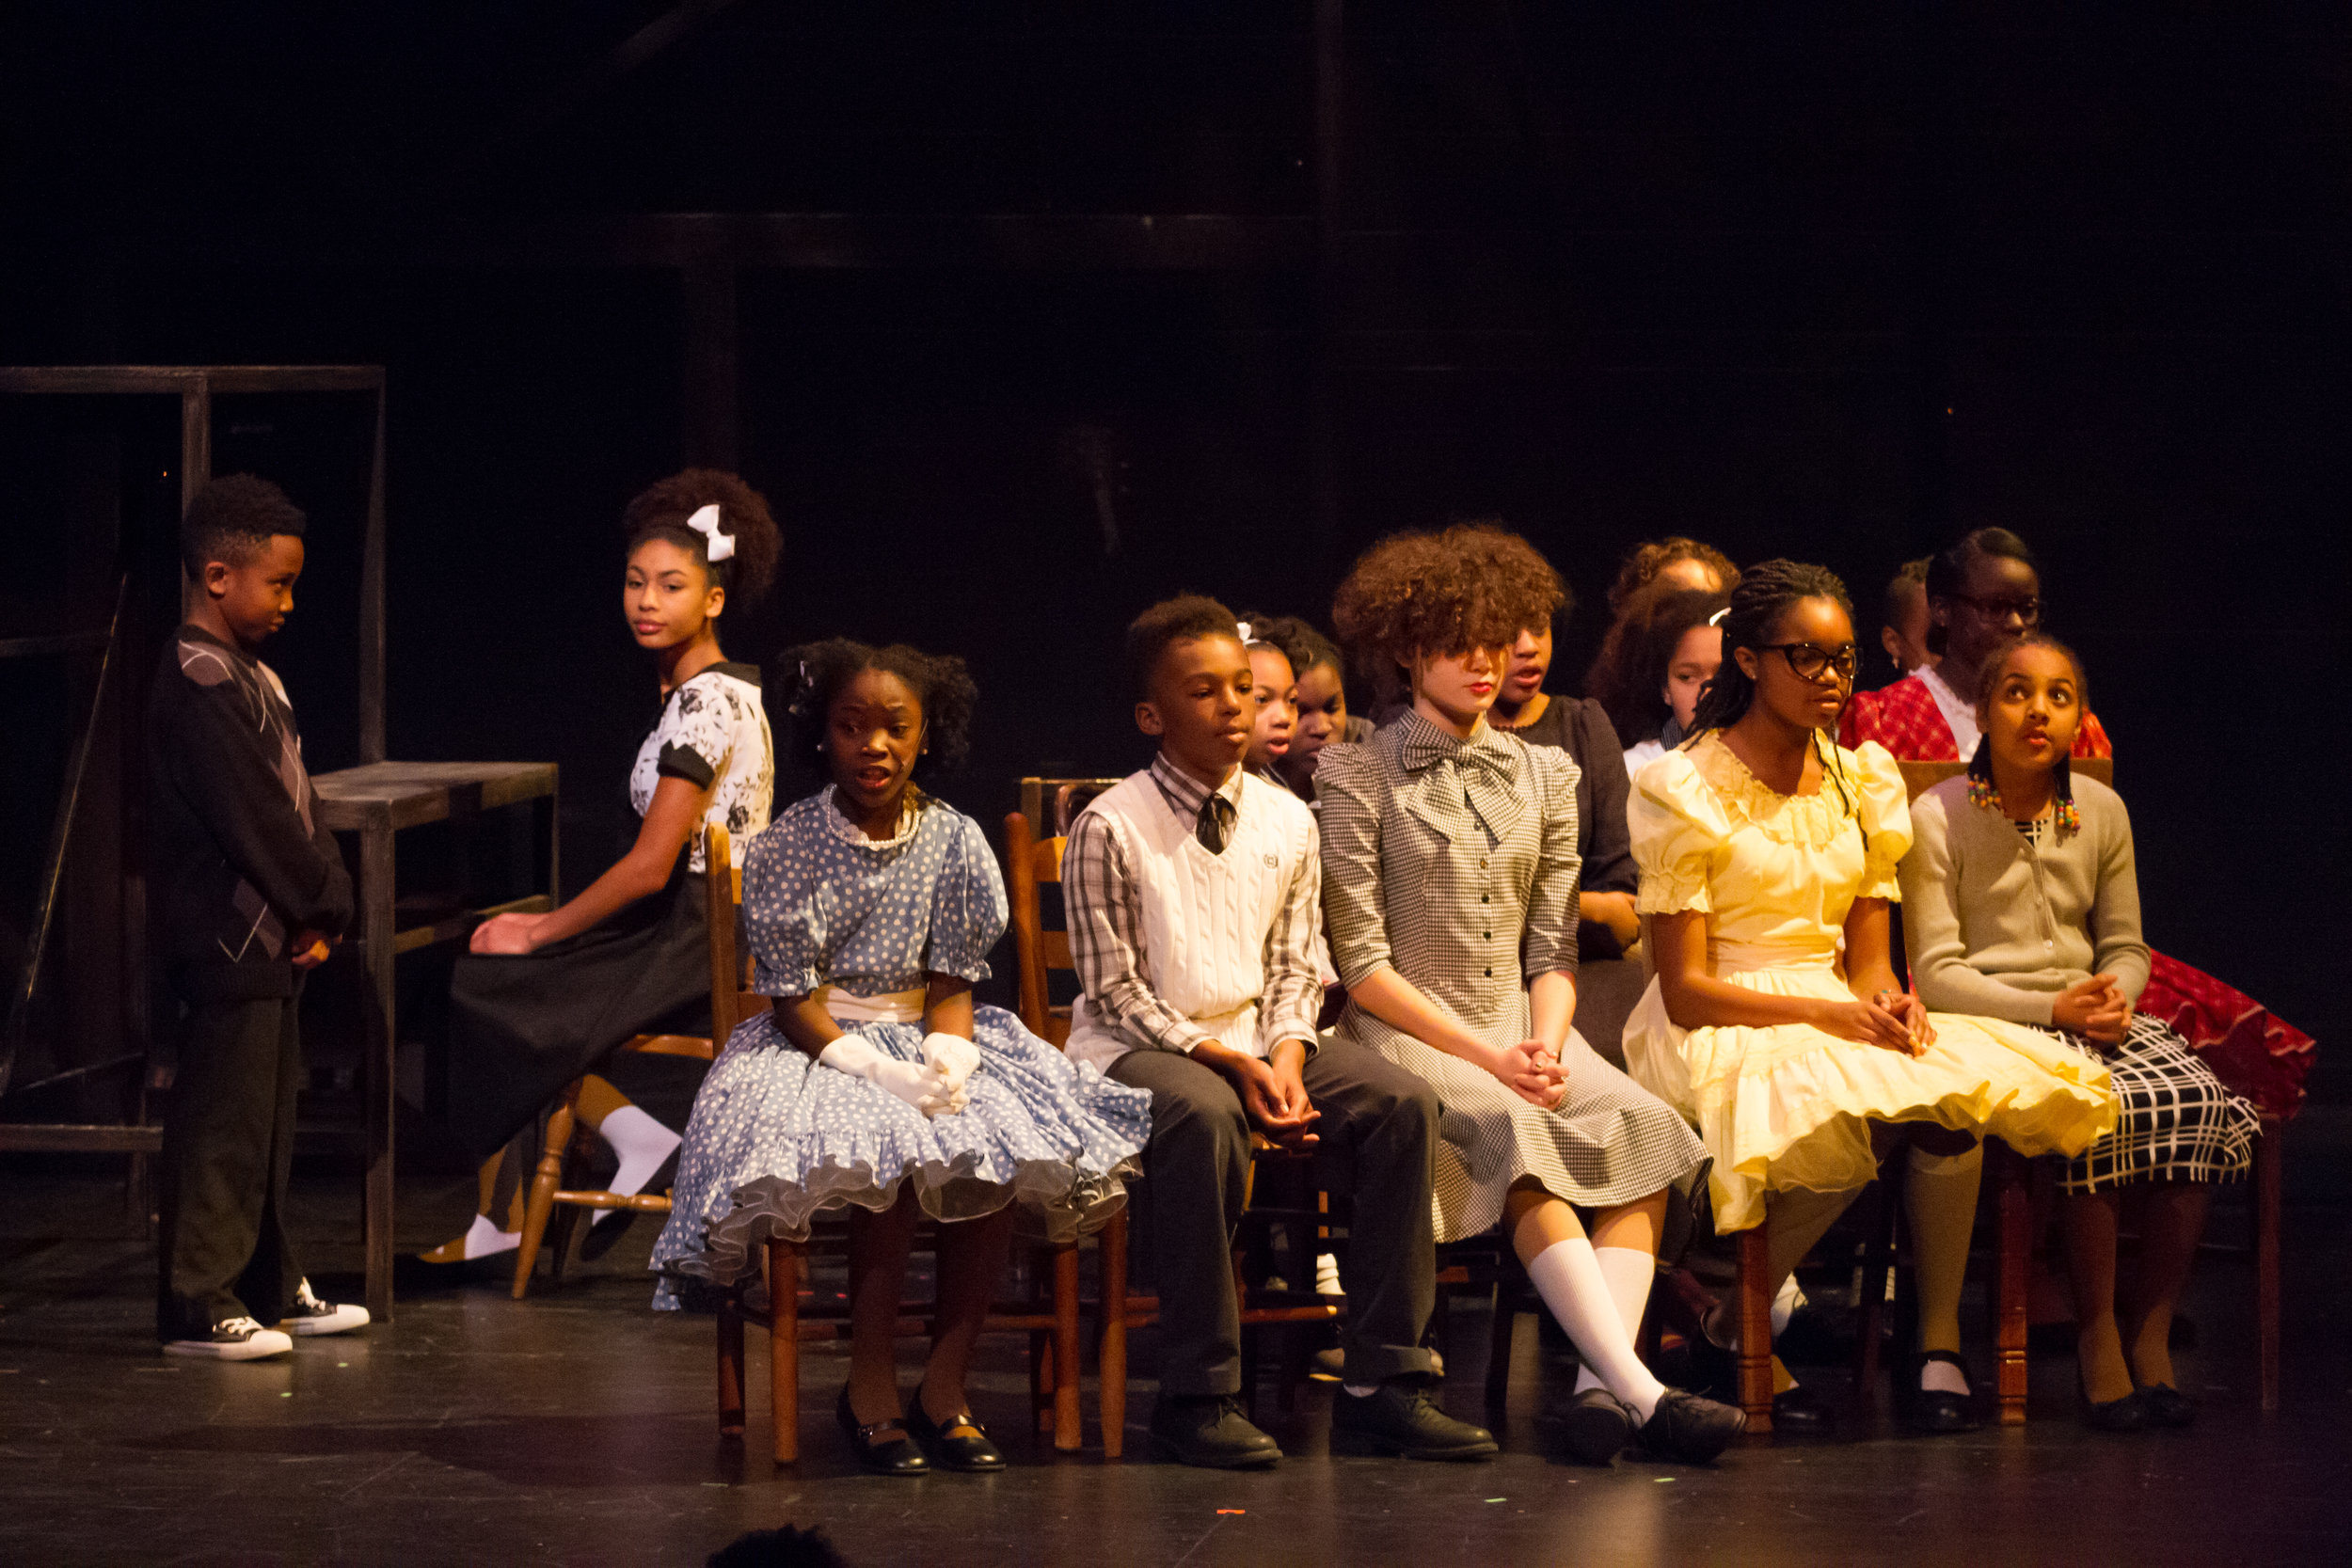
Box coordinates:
[290,929,332,969]
[1195,1039,1320,1150]
[470,911,544,956]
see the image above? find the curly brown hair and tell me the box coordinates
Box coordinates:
[1330,524,1565,702]
[1605,535,1740,613]
[621,467,782,610]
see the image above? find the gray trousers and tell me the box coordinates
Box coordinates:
[1108,1037,1439,1398]
[157,991,305,1340]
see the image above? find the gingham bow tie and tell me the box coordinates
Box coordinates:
[1399,731,1518,784]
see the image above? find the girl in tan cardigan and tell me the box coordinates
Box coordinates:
[1899,633,2260,1432]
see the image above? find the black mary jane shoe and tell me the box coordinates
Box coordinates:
[2078,1378,2147,1433]
[2135,1382,2195,1429]
[1904,1351,1982,1435]
[836,1388,930,1477]
[904,1396,1007,1472]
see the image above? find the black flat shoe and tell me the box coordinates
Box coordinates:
[2079,1381,2147,1433]
[904,1396,1006,1472]
[1905,1351,1981,1435]
[1539,1386,1638,1466]
[1772,1384,1835,1435]
[2135,1382,2196,1429]
[836,1387,930,1476]
[1636,1388,1747,1465]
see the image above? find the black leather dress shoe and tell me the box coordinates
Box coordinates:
[1636,1388,1747,1464]
[905,1397,1006,1472]
[1540,1386,1637,1465]
[1771,1384,1834,1435]
[1331,1380,1498,1461]
[836,1387,930,1477]
[2136,1383,2195,1428]
[1904,1351,1981,1435]
[1149,1396,1281,1469]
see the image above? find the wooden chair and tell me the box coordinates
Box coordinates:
[1002,811,1341,1458]
[707,830,1088,1465]
[509,825,738,1298]
[1896,754,2284,1414]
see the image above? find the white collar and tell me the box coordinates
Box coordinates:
[1916,664,1981,755]
[818,785,921,849]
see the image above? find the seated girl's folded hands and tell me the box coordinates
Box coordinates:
[922,1032,982,1114]
[818,1031,955,1116]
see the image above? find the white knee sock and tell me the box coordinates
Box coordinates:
[1528,1238,1668,1421]
[594,1104,681,1224]
[1571,1246,1658,1399]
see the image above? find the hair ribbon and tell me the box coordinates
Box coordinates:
[685,503,736,562]
[1708,608,1729,626]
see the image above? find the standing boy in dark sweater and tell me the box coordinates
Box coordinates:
[151,474,367,1358]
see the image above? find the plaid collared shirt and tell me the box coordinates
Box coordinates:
[1062,752,1324,1059]
[1840,672,2112,761]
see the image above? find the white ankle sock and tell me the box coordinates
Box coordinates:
[594,1105,681,1224]
[1571,1245,1659,1399]
[1527,1238,1667,1421]
[460,1212,519,1259]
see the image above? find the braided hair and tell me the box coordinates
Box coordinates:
[1683,558,1858,807]
[777,637,978,785]
[1964,630,2089,836]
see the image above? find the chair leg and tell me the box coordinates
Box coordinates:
[1098,1210,1129,1458]
[1030,1328,1055,1436]
[1052,1241,1083,1452]
[1851,1183,1892,1393]
[1736,1227,1774,1436]
[1993,1145,2029,1426]
[718,1291,746,1437]
[2256,1120,2282,1414]
[768,1235,800,1465]
[511,1093,578,1300]
[1486,1286,1517,1414]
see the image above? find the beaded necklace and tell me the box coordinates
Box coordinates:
[1964,739,2079,838]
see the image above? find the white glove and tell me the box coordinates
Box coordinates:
[923,1032,983,1115]
[818,1031,952,1117]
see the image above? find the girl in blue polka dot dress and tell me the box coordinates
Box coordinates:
[652,639,1151,1474]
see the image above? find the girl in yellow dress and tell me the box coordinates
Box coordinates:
[1621,560,2115,1433]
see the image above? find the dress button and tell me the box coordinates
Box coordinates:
[1484,932,1491,941]
[1481,895,1490,904]
[1484,967,1493,977]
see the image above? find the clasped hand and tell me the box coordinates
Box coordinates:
[1200,1040,1319,1151]
[1489,1039,1567,1109]
[1819,990,1934,1055]
[2052,974,2132,1048]
[469,911,545,955]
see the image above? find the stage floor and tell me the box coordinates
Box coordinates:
[4,1117,2348,1568]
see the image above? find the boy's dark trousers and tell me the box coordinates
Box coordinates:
[156,983,306,1340]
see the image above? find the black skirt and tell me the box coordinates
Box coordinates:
[445,870,714,1160]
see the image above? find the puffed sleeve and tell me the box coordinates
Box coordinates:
[652,676,730,788]
[1521,743,1582,979]
[1629,749,1731,915]
[1311,742,1393,989]
[923,810,1008,984]
[745,816,825,996]
[1851,741,1912,901]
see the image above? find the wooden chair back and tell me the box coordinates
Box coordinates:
[1898,755,2111,802]
[1003,811,1075,1048]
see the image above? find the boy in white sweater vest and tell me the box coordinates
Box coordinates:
[1064,596,1495,1468]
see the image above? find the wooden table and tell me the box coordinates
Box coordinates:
[311,761,559,1321]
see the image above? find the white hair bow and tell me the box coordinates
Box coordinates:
[685,503,736,562]
[1236,620,1255,642]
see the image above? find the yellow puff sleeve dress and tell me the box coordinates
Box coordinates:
[1620,734,2115,1231]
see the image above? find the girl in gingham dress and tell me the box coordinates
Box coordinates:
[1899,633,2257,1432]
[652,640,1150,1476]
[1319,525,1740,1468]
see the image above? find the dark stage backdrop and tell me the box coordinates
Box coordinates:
[3,3,2343,1094]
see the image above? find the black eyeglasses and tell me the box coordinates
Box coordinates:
[1951,593,2042,626]
[1756,641,1858,683]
